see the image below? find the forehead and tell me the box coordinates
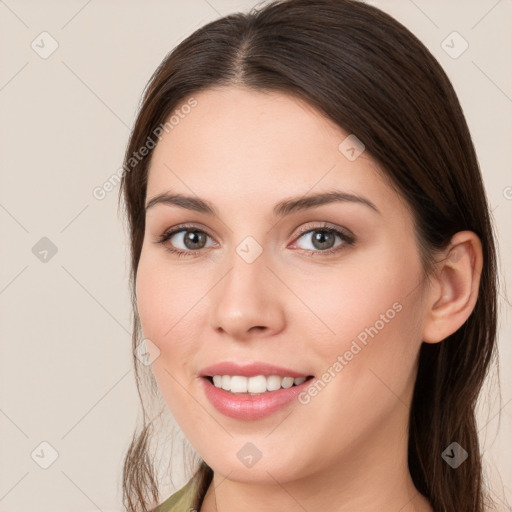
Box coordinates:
[146,86,398,214]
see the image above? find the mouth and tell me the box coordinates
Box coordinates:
[203,374,315,395]
[199,362,316,419]
[200,371,316,420]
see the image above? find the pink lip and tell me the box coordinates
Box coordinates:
[201,376,313,420]
[199,361,309,378]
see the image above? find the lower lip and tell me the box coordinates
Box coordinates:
[201,377,313,420]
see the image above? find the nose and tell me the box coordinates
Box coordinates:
[209,248,286,342]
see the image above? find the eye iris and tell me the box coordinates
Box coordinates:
[312,230,335,250]
[184,230,206,250]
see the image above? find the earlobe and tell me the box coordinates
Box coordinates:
[422,231,483,344]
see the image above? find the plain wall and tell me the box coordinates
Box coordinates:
[0,1,510,510]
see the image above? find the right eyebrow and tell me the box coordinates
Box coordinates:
[145,193,217,215]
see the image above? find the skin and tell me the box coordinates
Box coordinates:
[135,87,482,512]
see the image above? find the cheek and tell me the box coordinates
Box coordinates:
[135,267,169,342]
[135,254,202,390]
[291,260,424,454]
[135,256,206,420]
[305,245,422,352]
[135,250,199,343]
[299,242,425,416]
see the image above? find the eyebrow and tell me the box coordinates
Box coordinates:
[145,190,380,217]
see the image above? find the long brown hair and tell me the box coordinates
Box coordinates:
[118,1,501,510]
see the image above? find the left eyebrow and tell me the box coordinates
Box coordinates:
[273,190,380,217]
[144,190,380,216]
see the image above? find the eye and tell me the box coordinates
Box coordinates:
[155,225,216,257]
[291,224,355,255]
[155,222,355,258]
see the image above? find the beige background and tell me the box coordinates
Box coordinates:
[0,1,510,511]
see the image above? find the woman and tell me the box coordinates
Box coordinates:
[119,0,501,510]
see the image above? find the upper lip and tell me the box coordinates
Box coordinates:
[199,361,311,378]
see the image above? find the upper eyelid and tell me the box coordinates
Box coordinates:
[163,223,215,240]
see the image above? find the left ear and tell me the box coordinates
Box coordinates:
[422,231,483,344]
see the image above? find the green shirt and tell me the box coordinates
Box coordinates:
[152,467,210,512]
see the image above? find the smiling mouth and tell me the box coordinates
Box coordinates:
[204,374,315,395]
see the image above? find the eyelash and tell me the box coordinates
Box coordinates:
[154,223,355,258]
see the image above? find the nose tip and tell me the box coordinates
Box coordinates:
[211,261,285,341]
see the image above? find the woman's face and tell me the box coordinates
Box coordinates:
[136,86,430,484]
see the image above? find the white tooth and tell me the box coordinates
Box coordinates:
[215,375,302,392]
[281,376,294,388]
[248,375,267,394]
[230,375,248,393]
[221,375,231,390]
[265,375,281,391]
[266,375,282,391]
